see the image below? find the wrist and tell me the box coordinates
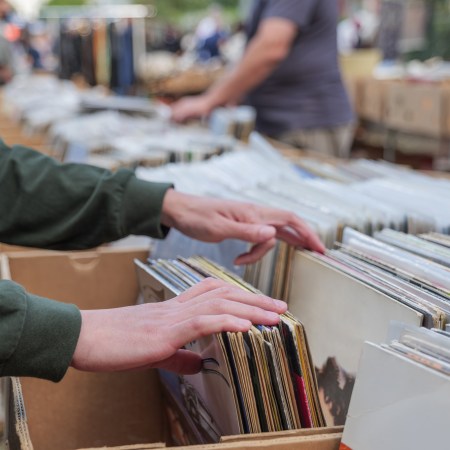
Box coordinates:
[203,88,227,112]
[161,188,181,229]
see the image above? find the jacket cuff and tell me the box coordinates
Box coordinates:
[122,176,173,239]
[3,291,82,382]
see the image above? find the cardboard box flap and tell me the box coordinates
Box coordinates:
[78,444,166,450]
[220,426,343,443]
[175,433,342,450]
[3,247,149,309]
[3,249,166,450]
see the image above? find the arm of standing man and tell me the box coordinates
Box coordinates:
[171,17,298,122]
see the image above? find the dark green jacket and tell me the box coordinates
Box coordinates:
[0,140,172,382]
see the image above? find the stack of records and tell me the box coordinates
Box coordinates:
[341,323,450,450]
[138,135,450,294]
[288,228,450,426]
[135,256,325,445]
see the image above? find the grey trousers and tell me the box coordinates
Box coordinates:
[280,123,355,159]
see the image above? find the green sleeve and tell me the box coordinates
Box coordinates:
[0,280,81,382]
[0,140,173,250]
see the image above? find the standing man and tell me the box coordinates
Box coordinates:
[172,0,354,158]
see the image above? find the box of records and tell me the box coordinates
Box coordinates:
[135,256,336,447]
[1,249,342,450]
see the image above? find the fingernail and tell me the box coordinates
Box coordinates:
[259,225,275,240]
[275,299,287,310]
[266,312,280,321]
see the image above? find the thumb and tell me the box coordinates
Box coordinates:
[224,221,276,243]
[156,350,202,375]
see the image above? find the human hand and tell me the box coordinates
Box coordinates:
[71,278,287,375]
[161,189,325,265]
[170,95,214,123]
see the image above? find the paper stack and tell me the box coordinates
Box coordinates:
[135,256,326,445]
[288,228,450,425]
[341,323,450,450]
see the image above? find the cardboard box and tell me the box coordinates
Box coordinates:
[339,49,381,80]
[1,249,342,450]
[385,82,450,138]
[0,244,39,254]
[342,77,363,118]
[358,78,392,124]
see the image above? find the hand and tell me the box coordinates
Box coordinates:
[170,95,214,123]
[71,278,287,375]
[161,189,325,265]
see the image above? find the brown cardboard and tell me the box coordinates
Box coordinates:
[443,87,450,137]
[220,427,343,443]
[2,249,342,450]
[175,434,342,450]
[0,244,40,253]
[342,77,362,117]
[385,82,450,139]
[78,444,166,449]
[358,78,392,123]
[2,248,166,450]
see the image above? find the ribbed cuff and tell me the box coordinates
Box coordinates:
[3,293,82,382]
[122,176,173,239]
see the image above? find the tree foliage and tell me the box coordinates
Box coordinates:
[143,0,240,23]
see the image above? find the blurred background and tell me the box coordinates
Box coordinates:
[2,0,450,170]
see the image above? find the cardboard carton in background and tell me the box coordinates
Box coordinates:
[358,78,391,124]
[385,83,441,137]
[1,249,342,450]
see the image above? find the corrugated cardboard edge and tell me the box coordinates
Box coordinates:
[5,378,33,450]
[220,426,344,443]
[78,444,166,450]
[175,433,342,450]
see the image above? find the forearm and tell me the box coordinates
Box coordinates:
[0,141,172,249]
[205,37,285,107]
[0,280,81,381]
[204,18,296,109]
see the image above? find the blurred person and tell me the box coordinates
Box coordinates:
[21,22,57,71]
[338,0,380,53]
[195,3,227,61]
[163,25,182,54]
[0,0,13,83]
[0,0,12,22]
[0,27,12,83]
[172,0,354,158]
[0,141,324,381]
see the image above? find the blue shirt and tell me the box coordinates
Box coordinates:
[245,0,353,137]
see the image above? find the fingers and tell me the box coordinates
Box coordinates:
[176,278,231,303]
[170,314,253,349]
[275,226,324,253]
[170,96,211,123]
[219,204,325,254]
[234,238,277,265]
[181,281,287,314]
[281,215,325,253]
[218,219,277,244]
[184,298,281,326]
[254,208,325,253]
